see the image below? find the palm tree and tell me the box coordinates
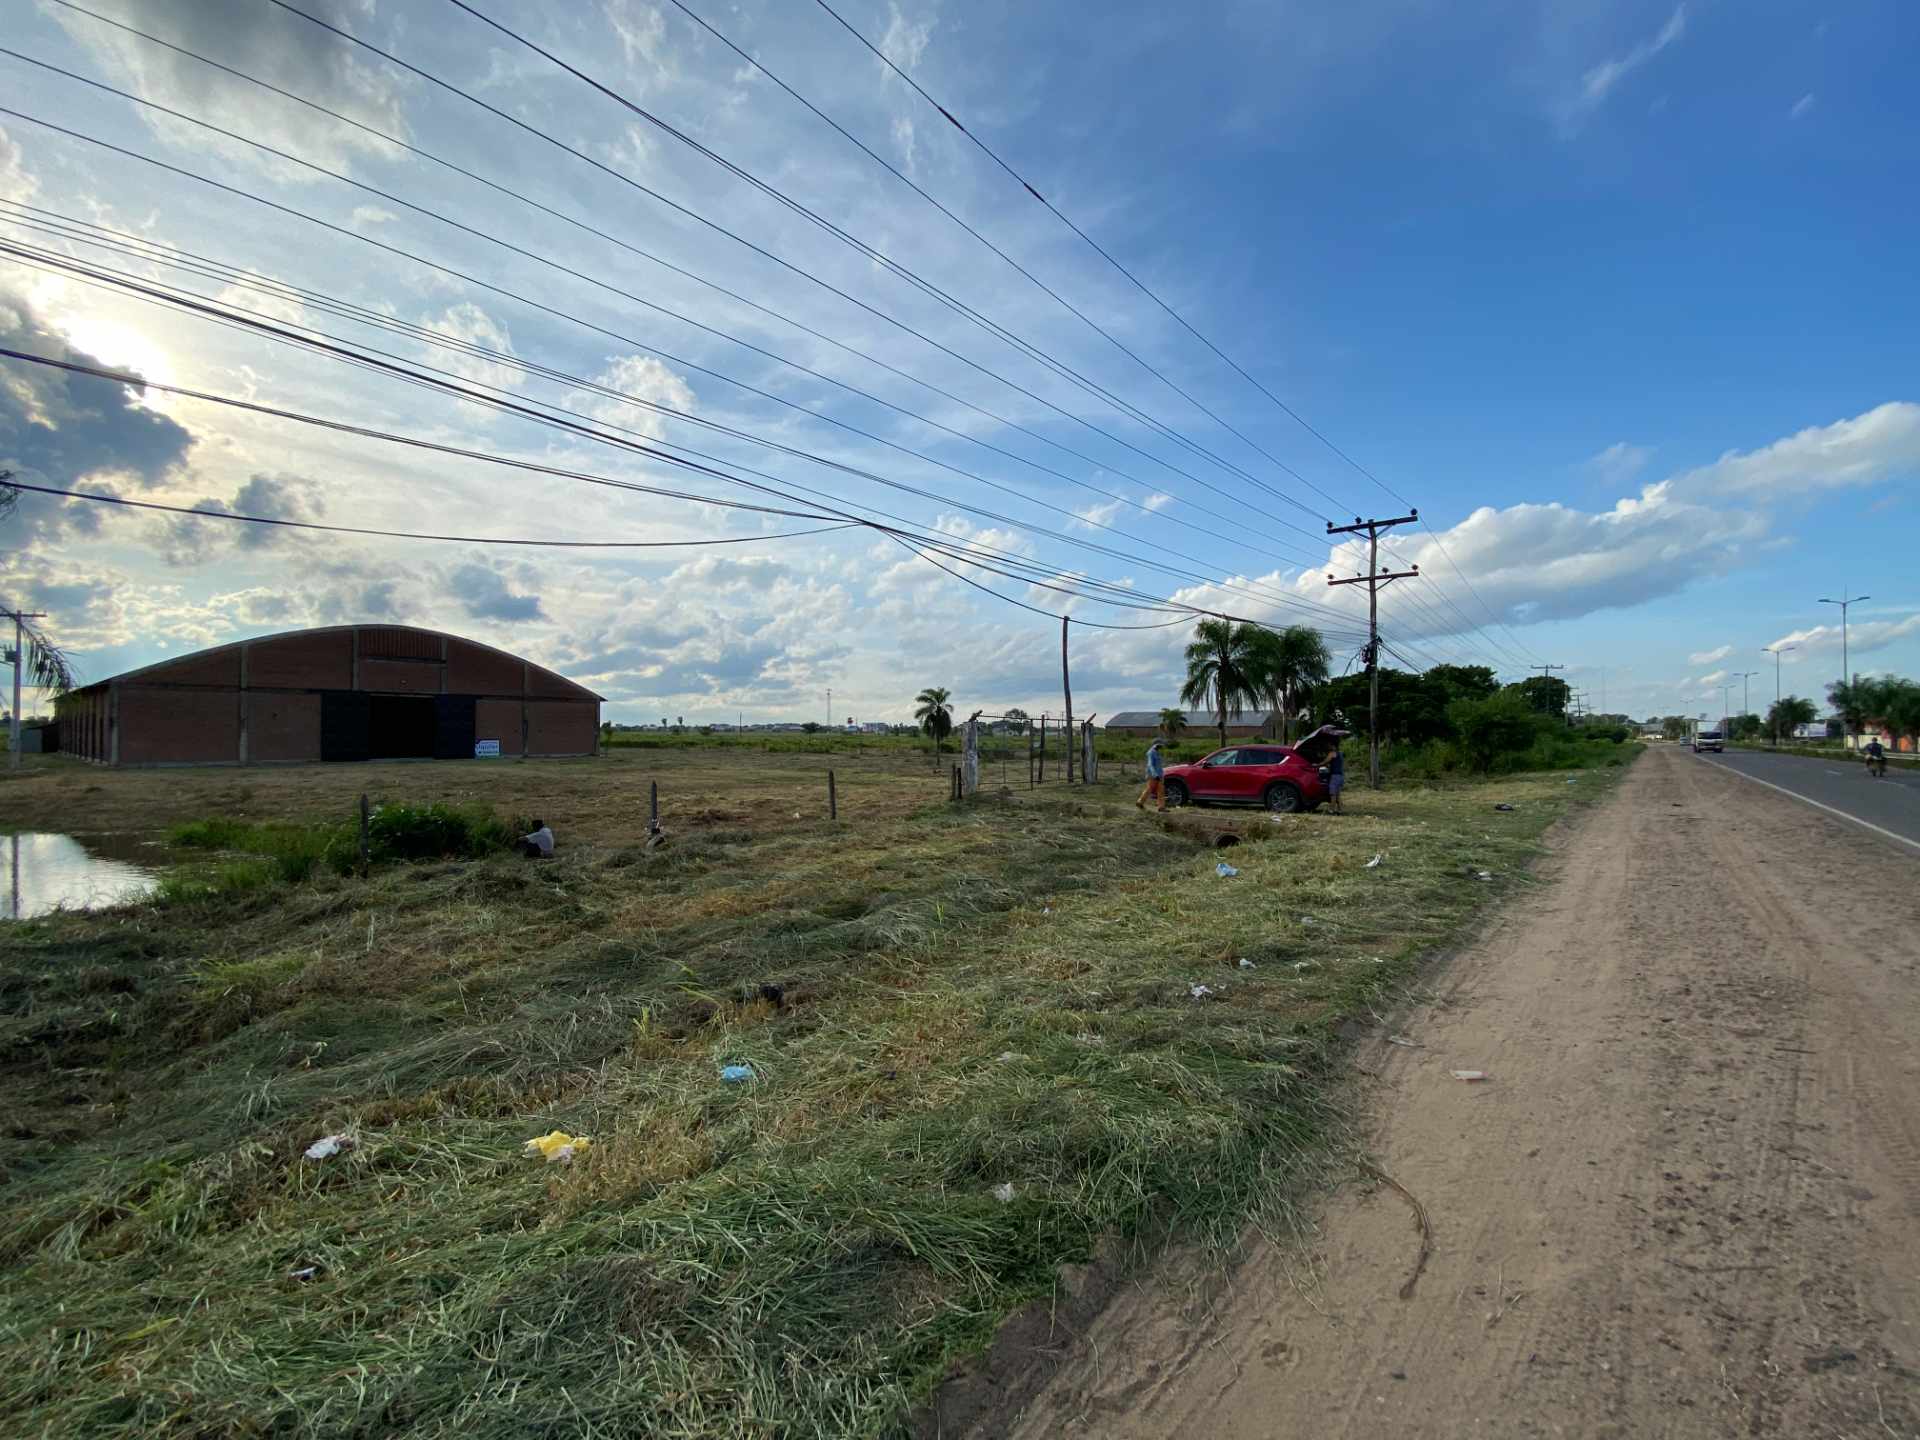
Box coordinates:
[1766,696,1816,745]
[1253,625,1330,742]
[1157,707,1186,739]
[1180,618,1266,749]
[914,686,954,757]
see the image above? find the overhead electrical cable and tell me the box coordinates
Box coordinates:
[0,231,1368,633]
[25,3,1319,562]
[660,0,1350,516]
[808,0,1547,665]
[264,0,1340,521]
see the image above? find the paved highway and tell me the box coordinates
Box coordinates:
[1697,745,1920,852]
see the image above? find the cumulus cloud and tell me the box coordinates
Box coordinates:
[584,354,697,439]
[0,288,194,489]
[427,303,521,390]
[46,0,409,180]
[1688,644,1731,665]
[1669,402,1920,499]
[450,559,545,622]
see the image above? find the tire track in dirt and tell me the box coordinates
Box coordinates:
[962,748,1920,1439]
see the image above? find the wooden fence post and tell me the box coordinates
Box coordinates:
[828,769,838,820]
[358,793,370,877]
[650,779,659,827]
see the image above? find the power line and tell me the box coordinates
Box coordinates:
[24,3,1325,565]
[0,478,858,548]
[661,0,1350,516]
[808,0,1549,668]
[259,0,1336,529]
[415,0,1341,521]
[0,227,1369,632]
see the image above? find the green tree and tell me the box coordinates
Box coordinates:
[1660,715,1691,742]
[1514,675,1571,718]
[1157,707,1187,739]
[1001,706,1029,735]
[914,686,954,756]
[1766,695,1816,743]
[1449,691,1540,773]
[1251,625,1330,741]
[1879,678,1920,749]
[1427,665,1499,703]
[1728,713,1764,743]
[1180,618,1266,748]
[1314,669,1453,747]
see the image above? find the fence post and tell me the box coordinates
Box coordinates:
[358,793,370,877]
[650,779,659,827]
[828,768,837,820]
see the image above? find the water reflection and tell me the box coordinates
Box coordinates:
[4,833,159,920]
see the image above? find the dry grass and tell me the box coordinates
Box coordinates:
[0,746,1630,1438]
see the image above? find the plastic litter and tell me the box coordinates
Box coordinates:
[992,1182,1017,1203]
[1387,1036,1418,1048]
[303,1134,354,1161]
[289,1266,320,1282]
[1451,1070,1491,1082]
[997,1051,1020,1063]
[524,1130,592,1163]
[1475,870,1493,882]
[719,1064,756,1084]
[1238,957,1256,969]
[1365,853,1384,869]
[1189,983,1215,999]
[1494,803,1516,812]
[1215,861,1239,877]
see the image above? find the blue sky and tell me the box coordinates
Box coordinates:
[2,0,1915,725]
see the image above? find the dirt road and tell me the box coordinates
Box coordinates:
[982,747,1920,1438]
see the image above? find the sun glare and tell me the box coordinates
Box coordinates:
[54,315,176,403]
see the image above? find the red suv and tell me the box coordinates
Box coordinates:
[1161,744,1329,813]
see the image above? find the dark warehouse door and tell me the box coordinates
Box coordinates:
[368,695,438,760]
[320,691,370,762]
[433,695,477,760]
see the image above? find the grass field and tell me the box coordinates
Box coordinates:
[1,745,1632,1437]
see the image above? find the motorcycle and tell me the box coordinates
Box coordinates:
[1866,752,1888,779]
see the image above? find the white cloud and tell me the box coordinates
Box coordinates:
[1585,440,1653,485]
[0,124,38,207]
[1697,668,1729,686]
[1577,6,1687,110]
[426,303,520,390]
[608,1,668,74]
[1688,644,1731,665]
[1789,93,1816,121]
[350,206,396,229]
[1763,614,1920,661]
[1670,402,1920,499]
[880,3,935,73]
[583,354,697,441]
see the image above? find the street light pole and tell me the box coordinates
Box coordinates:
[1765,644,1795,745]
[1734,671,1758,739]
[1818,592,1870,738]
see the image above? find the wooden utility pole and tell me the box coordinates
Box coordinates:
[1528,663,1567,724]
[1061,616,1075,784]
[4,608,49,770]
[1326,513,1419,788]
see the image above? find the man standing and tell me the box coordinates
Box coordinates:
[1137,738,1167,812]
[1326,741,1346,814]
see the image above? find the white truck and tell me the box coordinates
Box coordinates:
[1691,721,1724,754]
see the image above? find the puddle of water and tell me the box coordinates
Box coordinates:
[3,832,161,920]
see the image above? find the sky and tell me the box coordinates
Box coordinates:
[2,0,1916,727]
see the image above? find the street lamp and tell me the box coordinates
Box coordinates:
[1733,671,1758,739]
[1818,592,1870,736]
[1764,644,1796,745]
[1720,683,1736,735]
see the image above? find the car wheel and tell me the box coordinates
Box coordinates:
[1264,782,1303,814]
[1163,779,1190,807]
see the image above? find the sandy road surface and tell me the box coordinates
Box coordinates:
[981,747,1920,1439]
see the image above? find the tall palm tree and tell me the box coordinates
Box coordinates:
[1180,619,1266,749]
[914,686,954,757]
[1157,707,1186,739]
[1254,625,1330,742]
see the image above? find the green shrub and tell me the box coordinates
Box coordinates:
[1447,692,1540,773]
[363,802,519,863]
[163,804,520,892]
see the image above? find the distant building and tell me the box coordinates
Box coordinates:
[1104,708,1282,739]
[58,624,599,767]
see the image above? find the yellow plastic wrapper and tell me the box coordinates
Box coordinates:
[524,1130,592,1164]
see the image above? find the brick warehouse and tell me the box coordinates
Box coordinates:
[58,625,601,767]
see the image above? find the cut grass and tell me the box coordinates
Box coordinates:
[0,747,1631,1437]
